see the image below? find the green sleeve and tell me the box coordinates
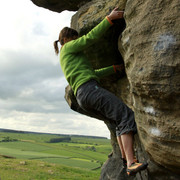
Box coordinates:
[64,17,113,53]
[95,66,115,78]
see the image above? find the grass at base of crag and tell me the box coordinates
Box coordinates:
[0,156,100,180]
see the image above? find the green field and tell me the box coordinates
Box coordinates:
[0,157,101,180]
[0,131,112,179]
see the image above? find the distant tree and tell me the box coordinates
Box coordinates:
[85,146,96,152]
[91,146,96,152]
[1,137,18,142]
[48,137,71,143]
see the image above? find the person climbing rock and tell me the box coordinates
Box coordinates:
[53,7,148,176]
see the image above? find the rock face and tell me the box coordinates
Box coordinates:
[120,0,180,176]
[32,0,180,179]
[31,0,92,12]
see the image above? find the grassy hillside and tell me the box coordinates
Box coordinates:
[0,156,100,180]
[0,131,112,179]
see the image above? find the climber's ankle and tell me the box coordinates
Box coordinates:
[122,156,126,160]
[127,160,134,168]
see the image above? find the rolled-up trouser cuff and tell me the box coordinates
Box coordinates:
[116,107,137,136]
[116,127,137,137]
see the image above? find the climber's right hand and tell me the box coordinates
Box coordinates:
[107,7,124,21]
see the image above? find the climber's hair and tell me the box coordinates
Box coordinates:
[53,27,78,55]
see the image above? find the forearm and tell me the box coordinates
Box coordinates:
[95,64,124,78]
[64,8,124,53]
[64,17,113,53]
[95,66,115,78]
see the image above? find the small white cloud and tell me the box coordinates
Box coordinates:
[19,88,34,98]
[32,22,48,36]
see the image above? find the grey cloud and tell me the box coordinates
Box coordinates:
[0,3,107,137]
[0,50,62,80]
[1,50,63,90]
[0,49,69,114]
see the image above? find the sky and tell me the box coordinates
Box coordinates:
[0,0,110,138]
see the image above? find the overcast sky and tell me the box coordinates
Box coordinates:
[0,0,110,138]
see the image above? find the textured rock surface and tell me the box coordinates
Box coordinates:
[32,0,180,179]
[71,0,180,179]
[31,0,92,12]
[120,0,180,175]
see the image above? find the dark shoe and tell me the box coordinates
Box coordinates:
[127,162,148,176]
[122,157,138,168]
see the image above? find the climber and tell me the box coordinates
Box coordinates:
[53,7,148,176]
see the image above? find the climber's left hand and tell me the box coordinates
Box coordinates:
[113,64,124,72]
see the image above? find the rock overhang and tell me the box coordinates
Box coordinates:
[31,0,92,13]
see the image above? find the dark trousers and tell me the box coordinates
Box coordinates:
[76,80,137,136]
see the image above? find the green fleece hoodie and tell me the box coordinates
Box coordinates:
[60,17,115,96]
